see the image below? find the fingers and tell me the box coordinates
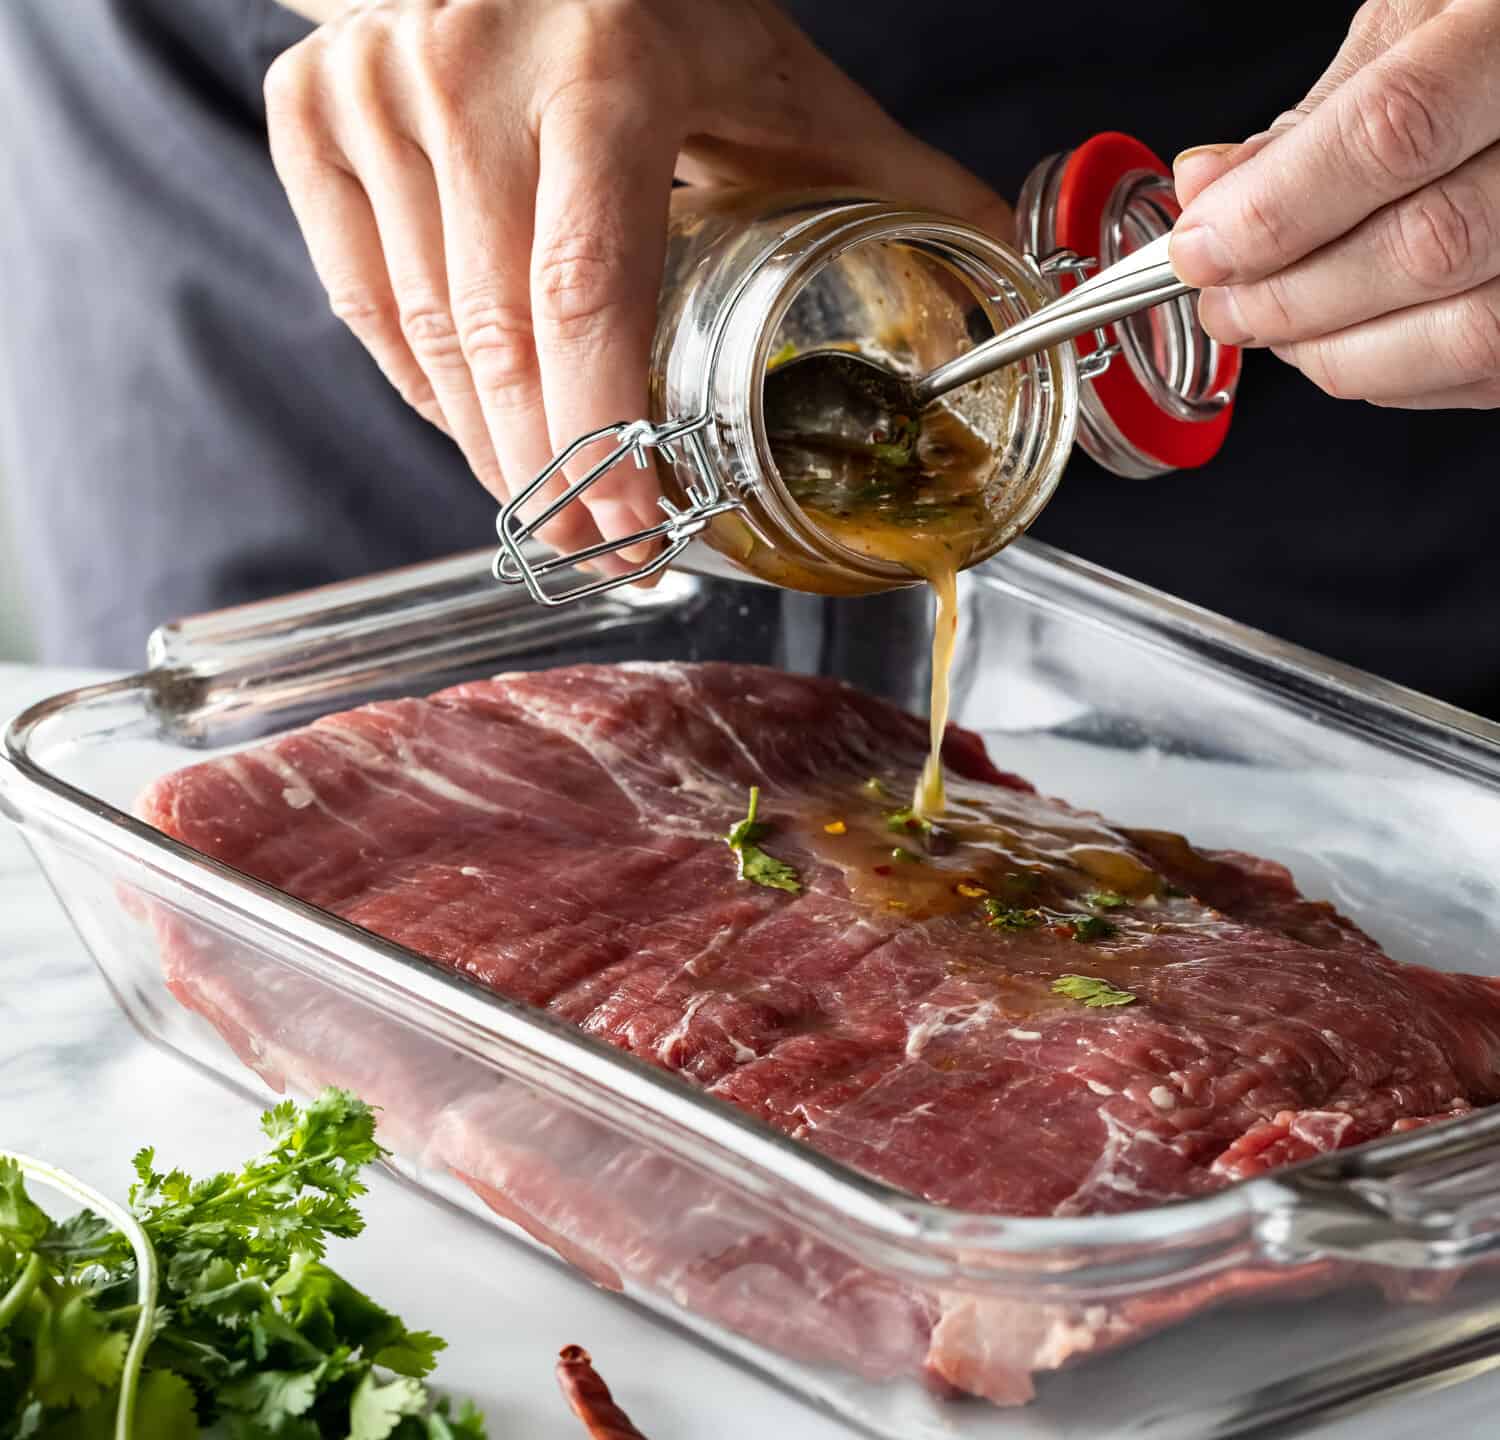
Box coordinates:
[352,125,512,496]
[1173,2,1500,288]
[423,111,610,562]
[265,53,452,440]
[1372,375,1500,409]
[531,85,679,552]
[1271,273,1500,403]
[1197,140,1500,346]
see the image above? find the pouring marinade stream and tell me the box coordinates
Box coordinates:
[768,384,996,819]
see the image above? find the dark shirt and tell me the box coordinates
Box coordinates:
[1,1,1496,715]
[781,2,1500,716]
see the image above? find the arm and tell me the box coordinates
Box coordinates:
[262,0,1013,560]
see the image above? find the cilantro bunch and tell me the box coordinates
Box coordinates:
[0,1089,487,1439]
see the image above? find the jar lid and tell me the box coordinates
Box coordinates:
[1018,132,1241,478]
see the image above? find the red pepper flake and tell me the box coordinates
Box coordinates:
[873,864,893,876]
[556,1346,651,1439]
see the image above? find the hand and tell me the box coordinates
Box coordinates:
[264,0,1012,565]
[1170,0,1500,410]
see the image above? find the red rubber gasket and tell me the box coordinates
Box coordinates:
[1054,131,1240,470]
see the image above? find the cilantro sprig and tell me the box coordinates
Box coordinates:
[1052,974,1137,1008]
[725,787,802,894]
[0,1090,487,1440]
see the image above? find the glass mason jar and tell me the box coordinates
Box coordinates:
[495,132,1240,605]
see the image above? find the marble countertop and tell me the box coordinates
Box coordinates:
[2,660,1496,1440]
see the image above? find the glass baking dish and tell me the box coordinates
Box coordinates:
[7,540,1500,1439]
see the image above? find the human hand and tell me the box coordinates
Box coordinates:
[264,0,1012,563]
[1170,0,1500,410]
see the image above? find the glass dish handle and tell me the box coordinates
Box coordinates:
[1253,1109,1500,1270]
[144,547,697,679]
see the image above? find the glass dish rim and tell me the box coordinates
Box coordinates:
[6,536,1500,1293]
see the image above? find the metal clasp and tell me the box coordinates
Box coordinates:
[1029,248,1123,380]
[493,414,742,607]
[497,247,1120,607]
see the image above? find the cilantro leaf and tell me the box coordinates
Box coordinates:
[26,1282,129,1409]
[1052,974,1137,1008]
[725,787,802,894]
[36,1210,117,1268]
[419,1397,490,1440]
[373,1330,447,1380]
[738,848,802,893]
[0,1159,51,1253]
[350,1370,427,1440]
[1082,891,1129,910]
[18,1398,113,1440]
[128,1368,200,1440]
[217,1363,325,1427]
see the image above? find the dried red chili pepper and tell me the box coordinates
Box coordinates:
[556,1345,651,1440]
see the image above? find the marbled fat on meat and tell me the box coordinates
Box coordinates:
[136,662,1500,1406]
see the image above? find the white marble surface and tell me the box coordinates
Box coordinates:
[2,660,1497,1440]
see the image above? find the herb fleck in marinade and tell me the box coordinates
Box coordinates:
[982,901,1044,932]
[1069,915,1117,942]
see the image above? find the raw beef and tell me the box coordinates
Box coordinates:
[135,662,1500,1405]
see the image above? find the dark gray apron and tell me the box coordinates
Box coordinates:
[3,0,1497,718]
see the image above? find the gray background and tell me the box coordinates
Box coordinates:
[0,469,36,663]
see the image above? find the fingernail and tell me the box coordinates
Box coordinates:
[1172,142,1237,194]
[1170,223,1234,287]
[1196,287,1252,346]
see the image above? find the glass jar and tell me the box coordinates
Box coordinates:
[495,131,1240,605]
